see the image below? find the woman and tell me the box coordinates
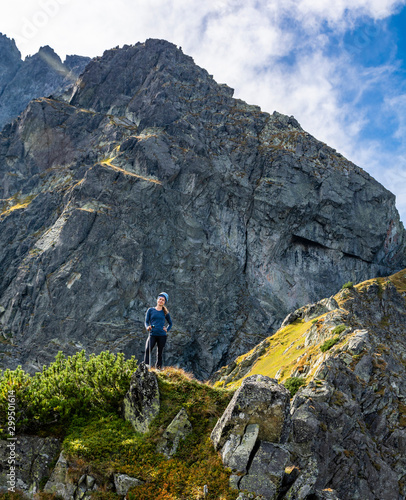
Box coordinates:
[144,292,172,369]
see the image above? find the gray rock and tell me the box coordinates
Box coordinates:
[123,363,160,433]
[156,407,192,458]
[211,375,291,450]
[281,296,339,327]
[113,473,144,496]
[347,329,370,354]
[239,442,290,500]
[0,435,60,497]
[85,475,96,489]
[222,423,259,473]
[284,457,318,500]
[44,451,77,500]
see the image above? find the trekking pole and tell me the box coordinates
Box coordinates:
[149,325,154,368]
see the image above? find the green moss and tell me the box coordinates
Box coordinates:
[342,281,353,289]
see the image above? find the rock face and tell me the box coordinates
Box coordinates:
[123,363,160,433]
[0,38,405,379]
[0,435,61,497]
[213,269,406,499]
[0,33,90,130]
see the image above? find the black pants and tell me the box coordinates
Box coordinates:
[144,335,167,369]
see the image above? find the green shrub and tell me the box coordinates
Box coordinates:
[284,377,306,397]
[332,324,346,335]
[320,336,340,353]
[342,281,353,289]
[0,350,137,436]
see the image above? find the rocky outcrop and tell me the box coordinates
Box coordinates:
[211,375,291,498]
[0,33,90,130]
[123,363,160,433]
[0,38,405,379]
[43,451,80,500]
[44,451,144,499]
[213,269,406,499]
[211,375,291,450]
[0,435,61,497]
[156,407,193,458]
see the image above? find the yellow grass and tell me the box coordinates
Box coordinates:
[100,157,162,185]
[223,317,327,389]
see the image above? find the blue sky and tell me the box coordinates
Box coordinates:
[2,0,406,222]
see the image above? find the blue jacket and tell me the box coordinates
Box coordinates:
[145,307,172,336]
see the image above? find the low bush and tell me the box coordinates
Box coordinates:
[332,324,346,336]
[284,376,306,397]
[320,336,340,353]
[0,350,137,436]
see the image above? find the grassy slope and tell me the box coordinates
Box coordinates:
[215,268,406,391]
[61,368,236,500]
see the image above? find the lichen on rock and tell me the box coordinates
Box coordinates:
[123,362,160,434]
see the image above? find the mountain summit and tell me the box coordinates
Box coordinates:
[0,33,90,130]
[0,39,405,378]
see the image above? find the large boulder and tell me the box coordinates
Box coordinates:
[211,375,291,450]
[123,363,160,433]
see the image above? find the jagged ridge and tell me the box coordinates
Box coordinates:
[212,268,406,499]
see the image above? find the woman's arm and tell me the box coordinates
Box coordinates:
[165,313,173,332]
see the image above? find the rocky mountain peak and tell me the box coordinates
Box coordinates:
[69,38,231,123]
[0,32,21,62]
[0,34,90,130]
[0,38,405,379]
[0,33,22,98]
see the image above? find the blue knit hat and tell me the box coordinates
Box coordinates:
[158,292,169,303]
